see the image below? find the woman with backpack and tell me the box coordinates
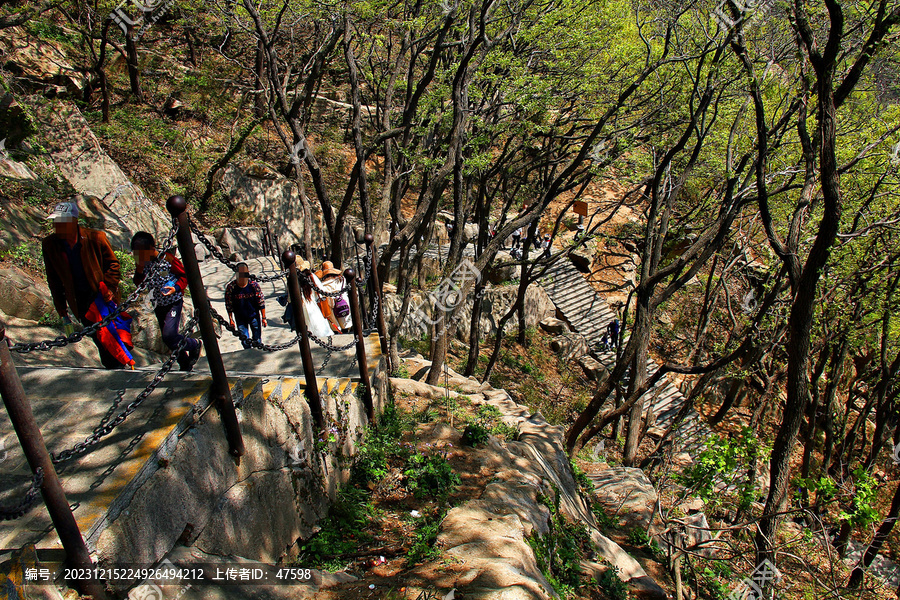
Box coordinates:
[319,261,352,333]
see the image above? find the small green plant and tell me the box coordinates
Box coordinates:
[352,402,409,485]
[461,420,491,446]
[115,250,136,297]
[592,502,617,530]
[528,489,594,597]
[404,448,459,500]
[297,486,373,571]
[626,527,651,547]
[406,510,446,565]
[462,404,519,445]
[3,242,43,273]
[596,566,629,600]
[569,458,593,493]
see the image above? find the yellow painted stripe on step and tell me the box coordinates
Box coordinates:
[242,379,260,399]
[326,379,338,394]
[262,380,280,400]
[337,380,349,395]
[282,379,300,395]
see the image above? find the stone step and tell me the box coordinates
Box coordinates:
[0,366,361,560]
[0,367,229,552]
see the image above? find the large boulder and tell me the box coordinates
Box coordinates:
[26,98,171,249]
[217,227,269,261]
[539,317,568,335]
[589,467,658,530]
[0,29,86,95]
[549,332,588,362]
[0,200,47,252]
[578,355,608,382]
[215,161,325,252]
[0,267,54,322]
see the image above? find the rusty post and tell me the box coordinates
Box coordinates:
[0,328,107,599]
[166,196,244,457]
[364,234,388,354]
[343,269,373,421]
[282,250,324,429]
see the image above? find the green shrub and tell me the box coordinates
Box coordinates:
[298,486,373,571]
[351,402,408,485]
[462,420,490,446]
[596,566,629,600]
[406,510,446,565]
[569,458,593,493]
[404,448,459,500]
[528,490,594,596]
[3,242,43,273]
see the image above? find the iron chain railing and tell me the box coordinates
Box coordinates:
[364,289,379,336]
[50,317,198,464]
[9,221,180,354]
[0,468,44,521]
[315,348,332,376]
[306,274,348,299]
[308,330,358,352]
[188,218,287,283]
[207,305,302,351]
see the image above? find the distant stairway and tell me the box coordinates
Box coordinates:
[539,259,710,453]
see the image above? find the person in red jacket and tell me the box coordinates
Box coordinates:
[131,231,202,371]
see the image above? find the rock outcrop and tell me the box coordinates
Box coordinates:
[397,359,668,600]
[26,98,171,250]
[214,161,325,252]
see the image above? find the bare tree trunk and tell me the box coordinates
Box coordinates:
[124,28,143,102]
[463,279,485,376]
[253,38,266,118]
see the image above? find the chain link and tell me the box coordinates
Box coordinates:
[306,273,348,298]
[363,245,373,283]
[51,317,198,464]
[189,218,287,282]
[364,288,379,336]
[207,304,302,351]
[0,468,44,521]
[9,221,179,354]
[316,347,333,375]
[308,331,358,352]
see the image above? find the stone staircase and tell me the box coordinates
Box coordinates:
[0,255,384,595]
[538,259,710,454]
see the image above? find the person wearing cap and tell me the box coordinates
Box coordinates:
[541,234,552,258]
[224,262,267,349]
[319,261,351,333]
[41,199,123,369]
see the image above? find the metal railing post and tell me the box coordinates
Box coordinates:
[364,234,388,355]
[281,250,324,429]
[166,196,245,458]
[0,327,107,599]
[343,269,374,421]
